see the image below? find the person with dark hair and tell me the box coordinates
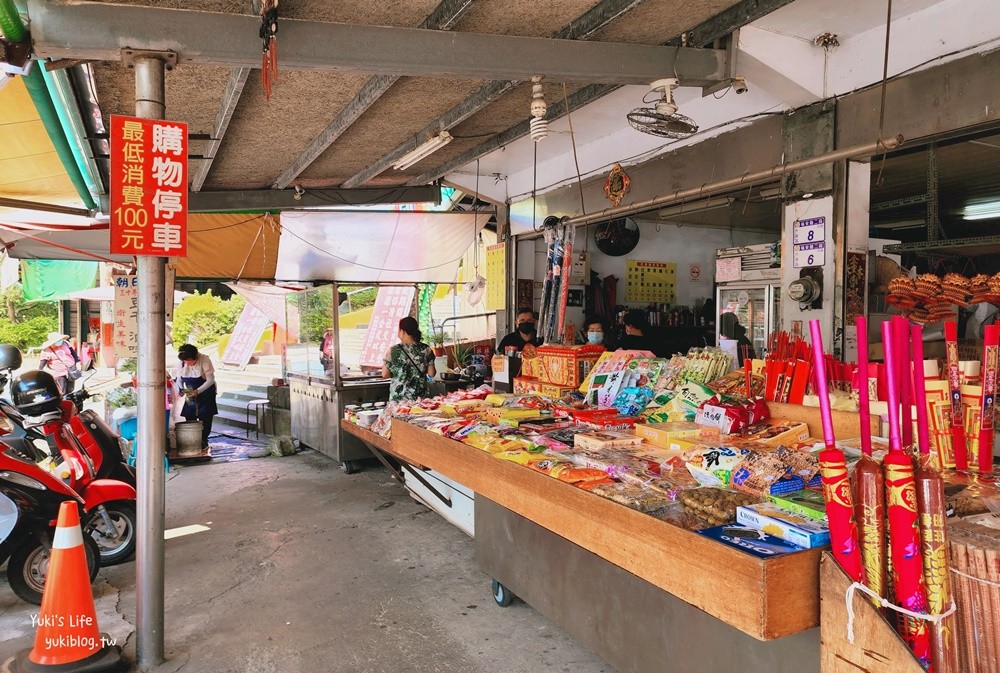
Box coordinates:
[496,306,541,354]
[618,310,655,353]
[175,343,218,449]
[580,315,608,347]
[719,312,756,360]
[381,316,436,401]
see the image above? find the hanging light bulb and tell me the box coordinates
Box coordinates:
[529,75,548,142]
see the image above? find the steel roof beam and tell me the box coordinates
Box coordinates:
[186,185,441,212]
[272,0,476,190]
[26,0,726,85]
[190,66,249,192]
[341,0,648,189]
[409,0,796,186]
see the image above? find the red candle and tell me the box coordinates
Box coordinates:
[883,321,904,453]
[894,316,914,449]
[977,324,998,474]
[884,453,933,668]
[820,449,865,583]
[944,321,967,470]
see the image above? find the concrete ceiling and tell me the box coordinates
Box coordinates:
[71,0,746,195]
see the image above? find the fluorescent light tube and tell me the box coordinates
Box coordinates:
[963,201,1000,220]
[393,131,453,171]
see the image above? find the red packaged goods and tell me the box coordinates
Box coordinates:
[571,408,621,422]
[581,414,639,431]
[536,344,606,388]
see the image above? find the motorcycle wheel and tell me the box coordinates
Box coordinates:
[85,503,136,565]
[8,532,101,605]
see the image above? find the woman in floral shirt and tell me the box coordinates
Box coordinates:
[381,316,436,401]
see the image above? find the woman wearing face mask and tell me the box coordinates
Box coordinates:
[496,307,542,354]
[580,316,608,349]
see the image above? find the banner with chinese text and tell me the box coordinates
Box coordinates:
[485,242,506,310]
[358,287,416,369]
[625,260,676,303]
[112,273,139,359]
[110,115,188,256]
[221,303,270,368]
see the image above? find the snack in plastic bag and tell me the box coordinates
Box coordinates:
[677,487,760,526]
[613,386,654,416]
[587,482,674,512]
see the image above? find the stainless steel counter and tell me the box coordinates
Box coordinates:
[288,373,389,467]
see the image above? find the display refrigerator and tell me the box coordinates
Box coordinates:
[715,283,782,359]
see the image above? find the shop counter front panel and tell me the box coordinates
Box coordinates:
[391,420,822,641]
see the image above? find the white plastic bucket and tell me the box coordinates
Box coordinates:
[175,420,203,456]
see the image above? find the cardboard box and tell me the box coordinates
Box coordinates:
[697,524,805,558]
[580,414,639,431]
[769,489,827,521]
[512,376,576,398]
[520,353,543,379]
[736,502,830,548]
[536,344,606,388]
[635,422,716,448]
[739,420,810,447]
[574,430,644,450]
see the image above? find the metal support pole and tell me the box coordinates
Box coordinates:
[927,142,939,242]
[133,54,167,670]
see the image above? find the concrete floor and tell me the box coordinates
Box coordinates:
[0,450,611,673]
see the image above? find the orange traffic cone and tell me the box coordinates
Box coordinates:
[12,502,124,673]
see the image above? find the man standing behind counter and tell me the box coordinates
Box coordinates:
[496,307,542,354]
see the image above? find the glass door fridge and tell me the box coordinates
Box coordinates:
[716,283,781,358]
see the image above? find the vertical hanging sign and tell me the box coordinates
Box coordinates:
[112,272,139,359]
[485,242,506,311]
[109,115,189,257]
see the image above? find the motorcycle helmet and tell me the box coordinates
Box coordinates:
[0,344,22,371]
[12,370,63,417]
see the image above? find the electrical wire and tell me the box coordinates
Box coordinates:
[874,0,894,187]
[562,82,587,218]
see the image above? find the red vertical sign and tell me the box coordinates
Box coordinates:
[109,115,188,257]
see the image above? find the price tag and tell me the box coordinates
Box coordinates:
[793,242,825,268]
[793,217,826,245]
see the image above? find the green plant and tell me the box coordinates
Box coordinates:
[450,341,473,368]
[428,331,445,345]
[106,386,137,409]
[172,291,246,347]
[117,358,137,374]
[1,283,58,323]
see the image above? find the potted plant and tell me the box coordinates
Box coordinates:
[428,331,446,357]
[450,341,473,370]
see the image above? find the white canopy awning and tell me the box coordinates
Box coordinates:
[274,210,488,283]
[63,285,189,303]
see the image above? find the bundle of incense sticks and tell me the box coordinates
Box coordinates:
[811,319,865,582]
[855,316,886,609]
[882,320,933,667]
[976,324,998,474]
[948,521,1000,673]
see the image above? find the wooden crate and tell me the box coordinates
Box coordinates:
[768,402,877,440]
[391,419,822,641]
[820,553,924,673]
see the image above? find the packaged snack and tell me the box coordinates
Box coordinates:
[613,386,654,416]
[729,450,792,496]
[634,422,710,448]
[677,487,760,526]
[740,420,809,447]
[685,445,750,487]
[698,524,806,557]
[736,502,831,548]
[773,445,821,483]
[549,464,620,485]
[586,481,674,513]
[769,489,828,521]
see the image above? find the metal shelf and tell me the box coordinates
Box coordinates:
[882,234,1000,257]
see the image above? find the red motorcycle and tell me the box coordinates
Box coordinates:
[12,371,138,565]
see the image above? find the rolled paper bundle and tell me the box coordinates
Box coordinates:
[854,454,887,608]
[915,466,959,673]
[977,324,998,474]
[884,452,933,667]
[819,449,865,582]
[857,316,872,457]
[945,321,968,470]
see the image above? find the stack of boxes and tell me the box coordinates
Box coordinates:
[514,344,604,398]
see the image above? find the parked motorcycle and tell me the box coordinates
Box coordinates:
[11,371,138,565]
[0,441,101,604]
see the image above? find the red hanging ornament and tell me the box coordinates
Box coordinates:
[260,0,279,99]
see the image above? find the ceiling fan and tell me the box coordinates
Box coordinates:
[627,78,698,139]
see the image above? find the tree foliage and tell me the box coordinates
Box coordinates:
[0,284,59,350]
[172,291,246,347]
